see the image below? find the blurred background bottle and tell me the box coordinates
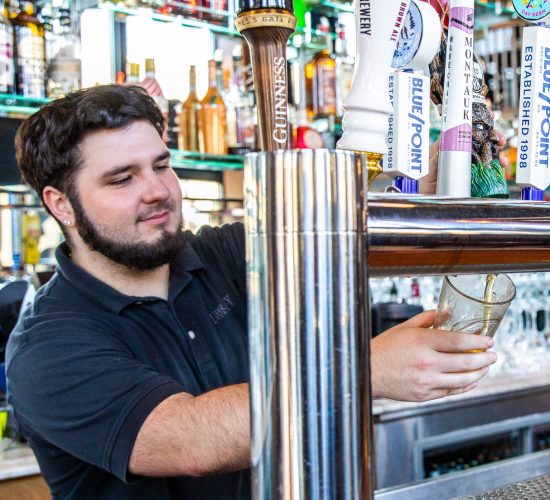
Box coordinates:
[0,1,14,93]
[334,22,353,120]
[12,0,46,98]
[224,45,255,153]
[178,64,200,151]
[45,0,81,98]
[305,16,336,120]
[126,62,139,84]
[198,58,227,155]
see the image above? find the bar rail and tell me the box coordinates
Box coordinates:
[367,194,550,276]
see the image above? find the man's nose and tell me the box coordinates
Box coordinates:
[142,172,171,203]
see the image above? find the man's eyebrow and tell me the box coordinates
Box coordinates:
[101,164,133,179]
[154,151,171,163]
[100,151,171,179]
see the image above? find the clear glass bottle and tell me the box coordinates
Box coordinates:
[224,46,256,153]
[0,0,14,93]
[12,0,46,98]
[198,59,227,155]
[141,58,169,140]
[334,22,354,119]
[46,2,80,98]
[178,64,201,152]
[305,17,336,119]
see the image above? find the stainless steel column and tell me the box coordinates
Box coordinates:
[245,149,373,500]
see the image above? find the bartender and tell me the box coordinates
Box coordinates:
[6,85,496,499]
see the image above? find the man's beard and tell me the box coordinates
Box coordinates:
[70,194,186,271]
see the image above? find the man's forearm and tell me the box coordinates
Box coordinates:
[129,383,250,477]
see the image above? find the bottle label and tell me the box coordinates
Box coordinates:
[0,23,14,92]
[236,106,255,147]
[16,27,45,98]
[321,67,336,109]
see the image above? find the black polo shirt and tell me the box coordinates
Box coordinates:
[6,223,250,500]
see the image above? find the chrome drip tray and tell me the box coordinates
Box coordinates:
[455,474,550,499]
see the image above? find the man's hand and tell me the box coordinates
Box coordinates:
[371,310,497,402]
[419,132,509,195]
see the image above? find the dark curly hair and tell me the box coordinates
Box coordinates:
[15,84,164,210]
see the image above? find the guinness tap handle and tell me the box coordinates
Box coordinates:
[236,0,296,151]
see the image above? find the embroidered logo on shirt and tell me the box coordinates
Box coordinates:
[209,295,234,324]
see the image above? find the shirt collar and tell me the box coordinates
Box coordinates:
[55,240,206,314]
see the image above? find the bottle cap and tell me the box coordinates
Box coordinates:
[128,63,140,78]
[237,0,293,15]
[145,59,155,73]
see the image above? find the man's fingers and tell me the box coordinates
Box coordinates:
[434,367,490,390]
[399,309,437,329]
[411,370,487,402]
[441,381,481,398]
[430,329,495,352]
[435,351,497,373]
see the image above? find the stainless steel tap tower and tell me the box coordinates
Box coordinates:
[245,149,550,500]
[246,149,373,499]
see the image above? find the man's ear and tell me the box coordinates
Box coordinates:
[42,186,75,226]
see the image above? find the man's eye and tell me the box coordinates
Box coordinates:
[110,176,131,186]
[154,164,170,172]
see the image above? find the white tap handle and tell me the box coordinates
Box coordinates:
[337,0,411,155]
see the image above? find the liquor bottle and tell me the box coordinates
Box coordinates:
[410,278,422,305]
[140,58,169,141]
[334,22,354,119]
[198,59,227,155]
[305,17,336,119]
[290,41,323,149]
[46,3,80,97]
[178,64,201,152]
[224,47,256,153]
[126,62,139,84]
[12,0,46,98]
[0,0,14,93]
[202,0,227,26]
[141,58,168,113]
[21,209,41,267]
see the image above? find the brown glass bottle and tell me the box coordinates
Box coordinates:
[178,64,201,152]
[305,22,336,119]
[198,59,227,155]
[12,0,46,98]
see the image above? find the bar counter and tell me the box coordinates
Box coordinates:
[374,368,550,499]
[0,446,39,480]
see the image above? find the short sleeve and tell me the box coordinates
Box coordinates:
[194,222,246,300]
[7,317,185,483]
